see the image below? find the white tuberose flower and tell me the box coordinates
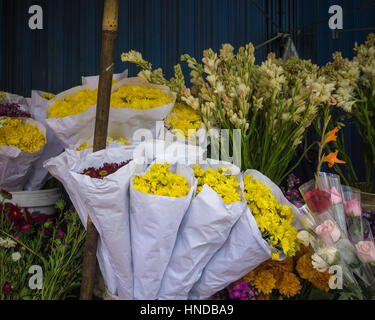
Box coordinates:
[297,230,314,247]
[317,247,337,265]
[11,252,21,262]
[311,253,329,272]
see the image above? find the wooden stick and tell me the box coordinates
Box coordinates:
[80,0,119,300]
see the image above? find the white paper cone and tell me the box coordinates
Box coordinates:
[129,163,195,300]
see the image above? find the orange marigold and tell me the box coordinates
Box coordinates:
[296,252,331,292]
[253,270,277,295]
[277,272,302,298]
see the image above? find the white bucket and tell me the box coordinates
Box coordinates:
[5,188,61,215]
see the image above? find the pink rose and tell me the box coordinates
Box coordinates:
[330,187,342,204]
[356,241,375,263]
[315,219,341,243]
[343,199,362,217]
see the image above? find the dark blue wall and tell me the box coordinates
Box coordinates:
[0,0,287,96]
[1,0,374,182]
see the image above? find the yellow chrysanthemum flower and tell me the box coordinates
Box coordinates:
[48,88,98,118]
[76,137,130,151]
[166,103,202,139]
[111,85,173,109]
[243,174,299,259]
[133,163,190,198]
[0,118,46,153]
[41,92,55,100]
[194,165,241,204]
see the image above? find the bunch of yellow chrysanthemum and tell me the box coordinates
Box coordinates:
[243,174,299,259]
[133,163,190,197]
[166,103,202,139]
[41,92,55,100]
[111,85,173,109]
[76,137,130,151]
[0,117,46,153]
[194,165,241,204]
[48,88,98,118]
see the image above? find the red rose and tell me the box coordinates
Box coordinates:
[305,189,331,213]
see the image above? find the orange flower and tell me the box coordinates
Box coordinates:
[325,128,339,144]
[323,150,346,168]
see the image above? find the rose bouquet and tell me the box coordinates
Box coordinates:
[0,117,46,191]
[295,204,374,300]
[130,162,195,300]
[189,169,300,299]
[158,161,244,300]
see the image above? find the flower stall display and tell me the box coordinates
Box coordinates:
[81,68,128,86]
[24,91,64,191]
[158,161,245,300]
[129,162,195,300]
[44,147,143,299]
[45,78,176,148]
[0,117,46,191]
[189,169,300,299]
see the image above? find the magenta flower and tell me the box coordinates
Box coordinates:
[2,282,11,293]
[21,224,33,232]
[57,229,65,239]
[0,189,12,200]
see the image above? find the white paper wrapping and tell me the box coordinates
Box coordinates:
[81,69,128,85]
[44,147,142,299]
[189,169,300,299]
[25,91,64,190]
[157,160,245,300]
[129,163,196,300]
[132,139,206,167]
[163,123,208,149]
[45,77,176,148]
[1,92,30,113]
[0,117,46,191]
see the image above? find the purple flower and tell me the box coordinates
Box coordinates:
[57,229,65,239]
[0,103,31,118]
[2,282,11,293]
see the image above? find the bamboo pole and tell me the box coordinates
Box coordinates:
[80,0,119,300]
